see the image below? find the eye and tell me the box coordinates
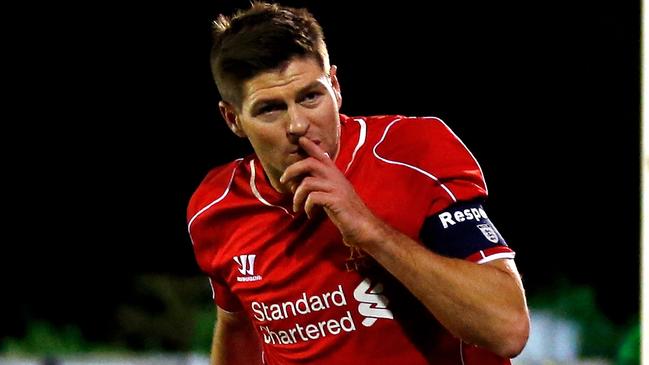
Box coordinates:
[256,103,283,116]
[301,92,321,104]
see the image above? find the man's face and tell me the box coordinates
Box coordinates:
[222,57,342,192]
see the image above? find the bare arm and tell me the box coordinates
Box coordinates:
[359,219,529,357]
[282,136,530,358]
[211,306,262,365]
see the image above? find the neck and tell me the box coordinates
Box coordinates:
[256,160,288,194]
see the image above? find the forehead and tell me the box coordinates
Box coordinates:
[242,58,327,105]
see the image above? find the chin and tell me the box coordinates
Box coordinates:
[284,155,303,167]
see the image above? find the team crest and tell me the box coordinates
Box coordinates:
[477,224,499,243]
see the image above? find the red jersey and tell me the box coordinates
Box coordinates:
[187,115,515,364]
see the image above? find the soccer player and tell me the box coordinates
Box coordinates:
[187,2,530,364]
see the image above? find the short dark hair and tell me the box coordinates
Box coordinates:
[211,2,330,109]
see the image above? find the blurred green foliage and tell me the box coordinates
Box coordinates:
[115,274,214,351]
[528,279,639,363]
[616,321,640,365]
[1,321,87,355]
[1,274,215,355]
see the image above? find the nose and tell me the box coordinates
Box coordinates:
[286,107,309,142]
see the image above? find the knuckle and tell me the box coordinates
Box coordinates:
[302,176,316,187]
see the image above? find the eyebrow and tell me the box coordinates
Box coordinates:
[249,81,325,113]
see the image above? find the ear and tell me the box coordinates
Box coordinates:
[219,101,247,138]
[329,65,342,110]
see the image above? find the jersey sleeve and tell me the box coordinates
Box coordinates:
[208,276,244,312]
[374,116,513,263]
[419,199,515,263]
[373,117,488,216]
[187,161,245,312]
[189,212,245,312]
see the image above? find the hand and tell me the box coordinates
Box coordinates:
[279,137,381,247]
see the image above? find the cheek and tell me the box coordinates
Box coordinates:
[249,128,286,154]
[323,115,340,140]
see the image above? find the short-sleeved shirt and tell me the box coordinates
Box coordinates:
[187,115,514,364]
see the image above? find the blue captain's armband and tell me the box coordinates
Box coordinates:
[420,200,508,259]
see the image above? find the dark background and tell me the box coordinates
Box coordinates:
[4,0,639,344]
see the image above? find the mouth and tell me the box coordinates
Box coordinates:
[289,148,308,158]
[288,139,321,156]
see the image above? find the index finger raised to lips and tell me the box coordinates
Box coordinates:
[299,137,331,163]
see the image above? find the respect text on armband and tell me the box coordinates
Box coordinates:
[438,207,488,229]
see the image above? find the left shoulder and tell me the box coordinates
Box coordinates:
[371,115,474,161]
[344,114,458,144]
[370,115,488,206]
[379,115,458,145]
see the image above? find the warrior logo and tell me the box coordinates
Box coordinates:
[234,254,262,282]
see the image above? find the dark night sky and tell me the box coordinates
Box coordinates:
[4,0,639,341]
